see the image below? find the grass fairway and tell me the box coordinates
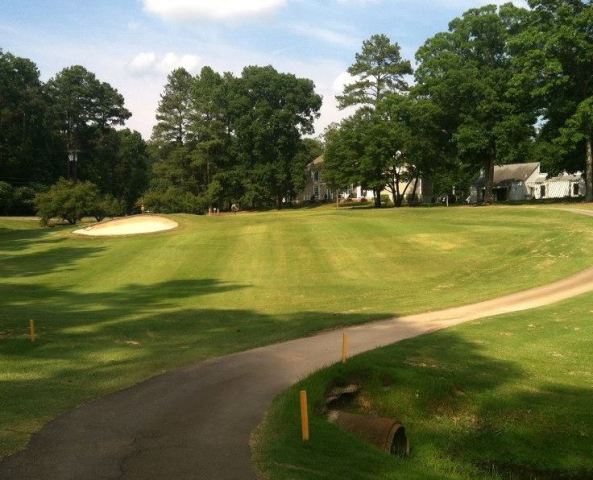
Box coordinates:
[2,206,593,457]
[254,293,593,480]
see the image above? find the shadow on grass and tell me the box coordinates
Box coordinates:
[0,278,249,353]
[0,270,395,459]
[0,302,390,459]
[257,329,593,480]
[0,223,105,277]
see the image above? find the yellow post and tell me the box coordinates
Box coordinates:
[300,390,309,442]
[29,319,36,343]
[342,331,349,364]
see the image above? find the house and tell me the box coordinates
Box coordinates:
[297,156,433,204]
[347,178,433,204]
[540,172,585,199]
[469,162,585,203]
[297,156,335,202]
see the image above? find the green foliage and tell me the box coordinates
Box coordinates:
[415,4,537,203]
[0,182,13,215]
[34,179,100,225]
[140,187,205,214]
[149,65,322,211]
[337,34,413,109]
[0,49,146,212]
[46,65,131,144]
[112,130,149,211]
[91,194,125,222]
[327,34,411,208]
[152,68,195,144]
[257,292,593,479]
[0,182,46,216]
[511,0,593,197]
[0,50,62,186]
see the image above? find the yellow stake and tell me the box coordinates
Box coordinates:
[29,319,36,343]
[342,331,349,364]
[300,390,309,442]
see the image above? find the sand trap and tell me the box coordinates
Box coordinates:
[74,215,178,237]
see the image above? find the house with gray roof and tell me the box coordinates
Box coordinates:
[542,171,585,199]
[470,162,585,203]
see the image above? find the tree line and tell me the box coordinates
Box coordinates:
[1,0,591,220]
[145,65,322,213]
[324,0,593,205]
[0,51,149,217]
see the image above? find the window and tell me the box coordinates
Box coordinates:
[540,185,546,198]
[313,170,319,182]
[314,186,319,199]
[574,183,580,196]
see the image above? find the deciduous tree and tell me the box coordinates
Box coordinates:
[415,5,536,203]
[512,0,593,199]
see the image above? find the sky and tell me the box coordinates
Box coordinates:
[0,0,526,139]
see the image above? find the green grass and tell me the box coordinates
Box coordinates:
[1,206,593,457]
[254,293,593,479]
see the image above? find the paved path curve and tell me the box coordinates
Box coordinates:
[3,208,593,480]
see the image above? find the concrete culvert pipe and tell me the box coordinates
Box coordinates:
[328,411,410,457]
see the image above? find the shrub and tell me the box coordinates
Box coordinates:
[0,182,13,215]
[140,187,206,214]
[11,186,38,215]
[91,195,125,222]
[35,179,100,225]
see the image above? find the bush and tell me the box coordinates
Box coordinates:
[35,179,100,225]
[91,195,125,222]
[140,187,206,214]
[0,183,48,216]
[0,182,13,215]
[11,186,37,215]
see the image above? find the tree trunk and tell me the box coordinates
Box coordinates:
[398,178,413,207]
[586,135,593,202]
[411,177,419,201]
[374,189,381,208]
[483,157,495,204]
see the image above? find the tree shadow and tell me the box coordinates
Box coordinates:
[0,280,390,459]
[258,329,593,480]
[0,245,106,277]
[0,222,105,278]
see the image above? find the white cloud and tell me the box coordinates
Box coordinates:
[127,52,201,76]
[143,0,287,21]
[427,0,528,8]
[289,24,359,48]
[332,71,355,94]
[159,53,201,73]
[128,52,157,74]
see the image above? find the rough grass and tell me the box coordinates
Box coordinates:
[1,206,593,457]
[254,293,593,479]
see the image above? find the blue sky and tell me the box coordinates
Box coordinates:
[0,0,525,138]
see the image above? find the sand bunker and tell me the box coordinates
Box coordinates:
[74,215,178,237]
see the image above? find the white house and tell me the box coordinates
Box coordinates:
[345,178,433,204]
[298,156,433,204]
[470,162,585,203]
[539,172,585,199]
